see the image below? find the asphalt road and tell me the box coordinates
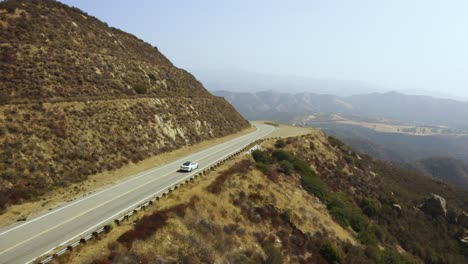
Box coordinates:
[0,123,275,264]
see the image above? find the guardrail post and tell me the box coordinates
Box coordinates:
[104,225,112,233]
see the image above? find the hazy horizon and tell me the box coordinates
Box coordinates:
[60,0,468,99]
[191,68,468,101]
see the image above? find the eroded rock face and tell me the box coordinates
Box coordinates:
[420,194,447,218]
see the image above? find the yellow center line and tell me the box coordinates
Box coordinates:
[0,129,265,256]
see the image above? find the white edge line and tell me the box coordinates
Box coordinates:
[0,125,260,237]
[28,124,275,264]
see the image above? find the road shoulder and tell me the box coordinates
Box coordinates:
[0,126,256,229]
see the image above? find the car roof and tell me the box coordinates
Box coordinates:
[183,161,192,165]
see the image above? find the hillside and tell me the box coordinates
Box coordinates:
[214,90,352,123]
[312,123,468,188]
[317,123,468,162]
[406,157,468,190]
[0,0,249,212]
[215,90,468,188]
[53,131,468,264]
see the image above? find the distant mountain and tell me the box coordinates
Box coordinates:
[215,90,351,122]
[192,69,387,95]
[215,90,468,129]
[345,92,468,129]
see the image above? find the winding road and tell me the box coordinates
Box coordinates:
[0,123,275,264]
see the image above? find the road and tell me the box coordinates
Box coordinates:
[0,123,275,264]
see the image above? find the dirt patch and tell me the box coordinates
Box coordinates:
[0,126,255,229]
[252,120,313,138]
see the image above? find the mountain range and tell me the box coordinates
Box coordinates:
[214,90,468,129]
[191,68,386,96]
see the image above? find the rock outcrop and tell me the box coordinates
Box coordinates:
[420,194,447,218]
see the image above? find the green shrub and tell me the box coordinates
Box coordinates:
[360,197,381,217]
[320,240,343,264]
[292,157,311,174]
[357,226,378,246]
[264,244,284,264]
[0,94,11,105]
[279,160,294,175]
[326,193,380,245]
[290,155,329,200]
[378,249,418,264]
[344,155,354,164]
[147,72,157,81]
[256,162,269,174]
[272,149,293,162]
[371,224,387,242]
[252,150,272,164]
[329,207,351,227]
[327,192,352,210]
[301,171,328,201]
[134,84,148,94]
[274,139,286,148]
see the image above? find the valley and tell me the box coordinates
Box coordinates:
[217,89,468,190]
[297,113,468,136]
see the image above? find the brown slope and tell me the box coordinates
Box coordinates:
[43,130,468,263]
[0,0,210,101]
[0,0,249,212]
[408,157,468,189]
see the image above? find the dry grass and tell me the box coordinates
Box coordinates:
[0,0,250,213]
[0,125,254,228]
[0,77,249,214]
[57,138,355,263]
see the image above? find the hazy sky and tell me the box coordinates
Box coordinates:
[60,0,468,98]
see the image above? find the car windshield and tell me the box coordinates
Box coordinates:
[183,161,191,166]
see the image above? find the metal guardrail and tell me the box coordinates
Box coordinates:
[37,136,280,263]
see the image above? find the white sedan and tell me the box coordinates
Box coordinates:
[180,161,199,172]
